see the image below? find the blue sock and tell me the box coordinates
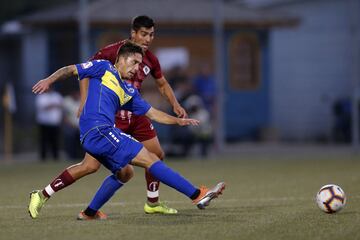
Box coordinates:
[87,175,123,211]
[149,161,198,198]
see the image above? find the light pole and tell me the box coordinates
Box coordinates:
[78,0,90,61]
[351,0,360,151]
[213,0,226,153]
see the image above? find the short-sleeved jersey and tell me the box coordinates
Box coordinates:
[75,60,151,139]
[89,40,162,90]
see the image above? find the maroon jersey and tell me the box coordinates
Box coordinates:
[89,40,163,90]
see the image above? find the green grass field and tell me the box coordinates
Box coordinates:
[1,155,360,240]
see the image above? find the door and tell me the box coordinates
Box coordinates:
[224,31,270,141]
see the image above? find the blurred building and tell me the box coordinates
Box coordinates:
[1,0,358,153]
[264,0,360,142]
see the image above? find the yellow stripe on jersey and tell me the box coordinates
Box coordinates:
[101,70,132,105]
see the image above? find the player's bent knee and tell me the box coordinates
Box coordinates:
[142,138,165,160]
[131,147,160,168]
[157,150,165,161]
[77,159,100,174]
[144,152,161,169]
[85,164,100,174]
[82,153,101,174]
[116,165,134,183]
[150,147,165,160]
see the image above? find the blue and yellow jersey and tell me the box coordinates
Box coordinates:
[75,60,151,139]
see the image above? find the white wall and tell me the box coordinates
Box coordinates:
[270,0,356,140]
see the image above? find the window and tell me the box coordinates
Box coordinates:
[229,33,260,90]
[155,47,189,71]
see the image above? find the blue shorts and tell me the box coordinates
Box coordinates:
[82,125,143,174]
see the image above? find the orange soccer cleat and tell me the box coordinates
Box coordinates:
[192,182,226,209]
[77,210,108,220]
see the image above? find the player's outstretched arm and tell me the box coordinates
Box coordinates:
[146,107,199,126]
[32,65,78,94]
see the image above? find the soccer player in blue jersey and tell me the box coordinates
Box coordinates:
[29,42,225,219]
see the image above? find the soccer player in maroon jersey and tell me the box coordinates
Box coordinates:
[28,16,188,219]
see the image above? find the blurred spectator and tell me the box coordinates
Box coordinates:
[168,79,194,157]
[192,64,216,115]
[167,65,188,90]
[63,90,83,160]
[184,95,213,157]
[174,78,193,104]
[332,98,351,143]
[35,89,63,161]
[168,80,213,158]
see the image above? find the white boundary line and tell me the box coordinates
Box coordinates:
[1,199,235,210]
[3,196,360,210]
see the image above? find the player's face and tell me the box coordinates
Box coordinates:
[131,27,154,51]
[117,53,143,79]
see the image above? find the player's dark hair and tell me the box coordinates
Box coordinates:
[131,15,155,31]
[116,41,144,61]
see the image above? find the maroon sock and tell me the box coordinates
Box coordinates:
[42,169,75,198]
[145,169,160,203]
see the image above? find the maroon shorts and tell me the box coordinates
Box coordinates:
[115,110,157,142]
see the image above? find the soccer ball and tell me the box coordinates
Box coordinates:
[316,184,346,213]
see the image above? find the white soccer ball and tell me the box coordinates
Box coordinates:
[316,184,346,213]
